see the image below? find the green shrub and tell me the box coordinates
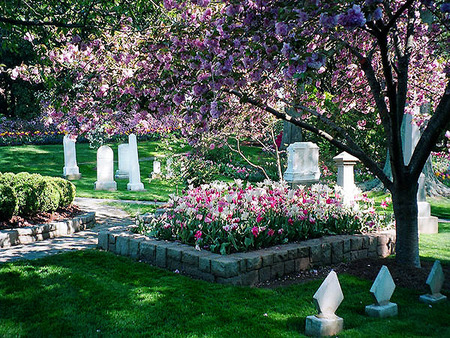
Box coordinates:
[0,184,17,221]
[13,172,60,215]
[51,177,76,207]
[0,172,17,186]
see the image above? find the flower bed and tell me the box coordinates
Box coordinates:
[134,180,392,255]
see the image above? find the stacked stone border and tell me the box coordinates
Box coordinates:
[0,212,95,248]
[98,230,396,286]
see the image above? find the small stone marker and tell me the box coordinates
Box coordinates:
[151,159,162,179]
[305,270,344,337]
[365,265,398,318]
[284,142,320,187]
[166,157,174,178]
[115,143,130,179]
[127,134,145,191]
[94,145,117,191]
[62,135,81,180]
[333,151,360,205]
[419,260,447,304]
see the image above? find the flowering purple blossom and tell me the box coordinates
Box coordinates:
[441,3,450,13]
[338,5,366,30]
[372,7,383,21]
[275,22,289,36]
[320,13,338,30]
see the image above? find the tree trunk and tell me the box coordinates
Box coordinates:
[392,183,421,267]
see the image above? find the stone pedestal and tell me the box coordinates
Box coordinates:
[365,302,398,318]
[63,135,81,180]
[333,152,359,205]
[419,293,447,304]
[305,315,343,337]
[284,142,320,186]
[115,143,130,179]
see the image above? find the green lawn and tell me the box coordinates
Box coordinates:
[0,140,188,202]
[0,250,448,337]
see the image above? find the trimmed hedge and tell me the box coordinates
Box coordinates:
[0,172,76,220]
[0,184,17,220]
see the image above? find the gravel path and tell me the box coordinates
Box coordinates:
[0,197,135,263]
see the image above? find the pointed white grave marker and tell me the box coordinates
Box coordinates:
[419,260,447,304]
[305,271,344,336]
[365,265,398,317]
[127,134,145,191]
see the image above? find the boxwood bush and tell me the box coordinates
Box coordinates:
[0,172,76,220]
[0,184,18,221]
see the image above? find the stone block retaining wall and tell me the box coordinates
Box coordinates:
[0,212,95,248]
[98,230,396,286]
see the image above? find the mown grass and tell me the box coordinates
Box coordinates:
[0,250,448,337]
[0,140,187,202]
[420,222,450,264]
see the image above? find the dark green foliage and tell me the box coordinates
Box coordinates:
[0,184,17,221]
[51,177,76,207]
[0,172,74,217]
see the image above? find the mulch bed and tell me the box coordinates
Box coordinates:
[256,258,450,292]
[0,205,83,230]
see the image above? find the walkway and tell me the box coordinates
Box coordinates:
[0,197,136,263]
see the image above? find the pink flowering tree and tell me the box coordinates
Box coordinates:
[11,0,450,267]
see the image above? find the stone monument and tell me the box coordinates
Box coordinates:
[62,135,81,180]
[280,108,303,150]
[166,157,174,179]
[151,159,162,179]
[402,113,438,234]
[305,270,344,337]
[333,151,360,205]
[284,142,320,187]
[94,145,117,191]
[115,143,130,179]
[365,265,398,318]
[419,260,447,304]
[127,134,145,191]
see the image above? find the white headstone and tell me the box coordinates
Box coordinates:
[365,265,398,318]
[127,134,145,191]
[305,270,344,336]
[94,145,117,191]
[284,142,320,186]
[402,113,420,166]
[166,157,174,178]
[115,143,130,179]
[63,135,81,180]
[153,160,161,174]
[420,260,447,304]
[333,152,359,205]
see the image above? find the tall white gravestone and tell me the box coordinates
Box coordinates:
[127,134,145,191]
[402,113,438,234]
[419,260,447,304]
[115,143,130,179]
[284,142,320,187]
[333,151,360,205]
[305,270,344,337]
[63,135,81,180]
[94,145,117,191]
[365,265,398,318]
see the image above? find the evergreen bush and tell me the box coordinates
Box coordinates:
[0,184,18,221]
